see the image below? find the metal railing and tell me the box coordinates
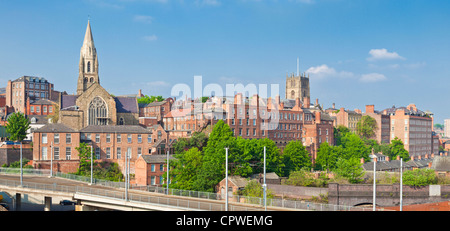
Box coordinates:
[0,167,384,211]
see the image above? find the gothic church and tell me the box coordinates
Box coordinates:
[58,21,139,130]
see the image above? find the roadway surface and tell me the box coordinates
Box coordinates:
[0,174,298,211]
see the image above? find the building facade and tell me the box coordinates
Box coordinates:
[363,105,391,144]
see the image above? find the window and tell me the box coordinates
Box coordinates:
[151,176,156,185]
[54,147,59,160]
[147,135,152,143]
[106,134,111,143]
[43,106,47,113]
[87,61,91,72]
[151,164,155,172]
[160,164,164,172]
[49,106,52,113]
[31,106,34,113]
[66,147,71,160]
[42,147,48,160]
[119,118,124,125]
[95,147,100,159]
[117,147,121,159]
[42,133,48,144]
[127,134,132,143]
[138,134,142,143]
[54,133,59,144]
[106,147,111,159]
[95,134,100,143]
[138,147,142,157]
[88,97,108,125]
[66,134,71,144]
[117,134,121,143]
[127,147,132,158]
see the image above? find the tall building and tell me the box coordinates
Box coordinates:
[444,119,450,138]
[382,104,436,157]
[335,107,362,134]
[5,76,56,114]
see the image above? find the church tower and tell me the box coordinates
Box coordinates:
[77,20,99,95]
[285,58,310,101]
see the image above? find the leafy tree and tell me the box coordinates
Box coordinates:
[75,142,95,176]
[334,157,365,184]
[334,125,350,146]
[6,112,30,142]
[281,140,311,177]
[315,142,338,171]
[389,137,410,161]
[171,147,203,190]
[137,95,165,105]
[340,133,370,161]
[356,115,378,140]
[5,158,33,169]
[193,120,236,192]
[403,169,437,187]
[173,131,208,154]
[284,168,328,187]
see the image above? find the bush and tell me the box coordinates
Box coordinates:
[402,169,437,187]
[284,169,328,187]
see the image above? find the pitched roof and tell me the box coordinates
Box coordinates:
[114,97,138,113]
[35,123,77,133]
[80,125,151,134]
[61,95,78,109]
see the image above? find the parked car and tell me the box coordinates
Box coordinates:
[59,200,76,206]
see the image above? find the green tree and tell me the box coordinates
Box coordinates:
[356,115,378,140]
[6,112,30,142]
[75,142,94,176]
[340,133,370,161]
[281,140,311,177]
[137,95,165,105]
[173,131,208,154]
[171,147,203,190]
[315,142,338,171]
[389,137,410,161]
[239,179,274,199]
[334,125,350,146]
[284,168,328,187]
[193,120,236,192]
[334,157,365,184]
[403,169,437,187]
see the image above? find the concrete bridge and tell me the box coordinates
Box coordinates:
[0,174,288,211]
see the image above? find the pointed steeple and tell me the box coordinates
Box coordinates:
[83,20,95,47]
[77,20,99,95]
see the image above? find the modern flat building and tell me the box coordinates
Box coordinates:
[382,104,436,157]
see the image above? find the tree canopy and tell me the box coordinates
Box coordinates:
[137,95,165,105]
[6,112,30,142]
[356,115,378,140]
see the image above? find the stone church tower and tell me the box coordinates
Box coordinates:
[285,72,310,101]
[77,20,99,95]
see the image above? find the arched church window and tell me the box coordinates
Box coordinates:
[87,61,91,73]
[84,78,88,83]
[90,77,94,83]
[88,97,108,125]
[119,118,124,125]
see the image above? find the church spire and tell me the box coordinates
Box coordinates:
[77,20,100,95]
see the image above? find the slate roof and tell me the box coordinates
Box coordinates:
[363,159,413,171]
[114,97,138,113]
[35,123,77,133]
[31,98,56,105]
[61,95,78,109]
[228,176,249,188]
[80,125,151,134]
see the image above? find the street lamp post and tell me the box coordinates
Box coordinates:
[167,149,170,195]
[90,145,93,185]
[400,158,403,211]
[373,160,376,211]
[50,142,53,177]
[263,146,267,211]
[225,147,229,211]
[20,142,23,186]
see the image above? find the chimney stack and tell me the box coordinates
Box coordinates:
[366,105,375,114]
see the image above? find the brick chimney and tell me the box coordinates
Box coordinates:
[386,156,390,162]
[332,103,335,109]
[315,111,321,124]
[354,109,362,114]
[397,155,400,161]
[365,105,375,114]
[418,155,422,160]
[304,97,310,108]
[428,162,433,168]
[411,156,415,161]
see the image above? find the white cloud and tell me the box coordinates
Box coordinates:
[142,35,158,41]
[306,64,354,79]
[134,15,153,24]
[367,48,405,61]
[360,73,387,82]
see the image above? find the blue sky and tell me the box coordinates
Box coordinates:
[0,0,449,124]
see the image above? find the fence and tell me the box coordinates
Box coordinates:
[0,167,382,211]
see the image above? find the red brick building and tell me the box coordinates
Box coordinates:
[135,154,174,186]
